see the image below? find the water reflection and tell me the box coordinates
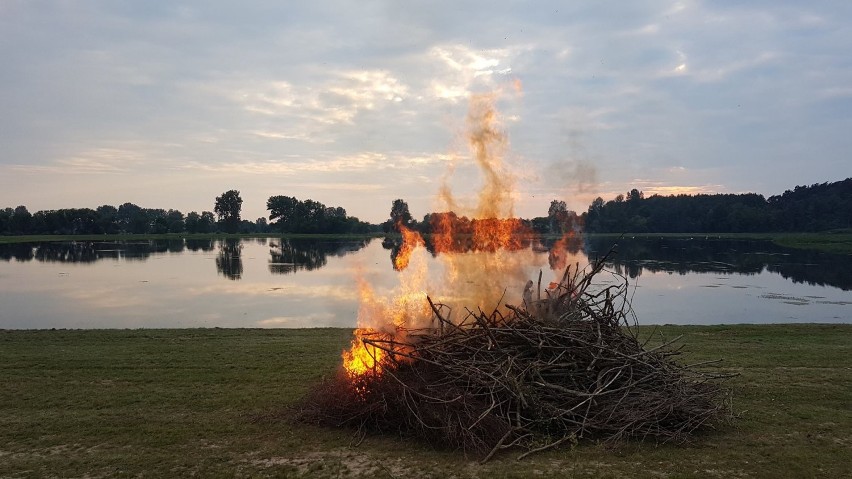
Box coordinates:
[0,238,371,280]
[0,236,850,291]
[215,239,243,280]
[581,236,852,291]
[0,236,849,328]
[269,238,371,275]
[186,239,216,252]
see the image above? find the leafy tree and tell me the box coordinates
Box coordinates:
[0,207,12,234]
[11,206,32,234]
[185,211,201,233]
[389,199,413,231]
[166,209,185,233]
[267,195,302,232]
[199,211,216,233]
[627,189,644,203]
[116,203,149,234]
[214,190,243,233]
[548,200,568,234]
[96,205,119,234]
[267,195,368,233]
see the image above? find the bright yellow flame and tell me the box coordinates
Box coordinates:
[343,91,549,379]
[342,329,385,377]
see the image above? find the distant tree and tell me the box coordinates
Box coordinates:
[267,195,301,232]
[255,217,268,233]
[185,211,201,233]
[148,209,170,234]
[214,190,243,233]
[199,211,216,233]
[166,209,185,233]
[548,200,568,234]
[389,199,413,231]
[116,203,149,234]
[627,189,644,203]
[11,206,32,234]
[0,207,12,234]
[547,200,579,234]
[96,205,119,234]
[267,195,369,233]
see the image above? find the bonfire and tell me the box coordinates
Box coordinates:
[298,92,732,460]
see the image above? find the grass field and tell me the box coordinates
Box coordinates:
[1,325,850,478]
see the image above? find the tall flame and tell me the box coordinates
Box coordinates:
[343,92,546,379]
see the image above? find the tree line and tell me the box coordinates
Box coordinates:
[383,198,581,236]
[585,178,852,233]
[0,190,378,236]
[2,178,850,236]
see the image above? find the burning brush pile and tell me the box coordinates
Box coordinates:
[299,252,731,460]
[297,93,731,460]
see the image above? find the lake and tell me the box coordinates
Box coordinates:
[0,236,849,329]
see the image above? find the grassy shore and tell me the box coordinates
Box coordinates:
[1,325,850,478]
[585,231,852,255]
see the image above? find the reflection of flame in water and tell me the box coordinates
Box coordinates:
[393,222,424,271]
[344,92,568,379]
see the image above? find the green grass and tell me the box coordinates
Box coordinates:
[586,232,852,254]
[772,232,852,255]
[1,325,850,478]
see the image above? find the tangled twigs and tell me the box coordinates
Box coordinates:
[297,252,734,461]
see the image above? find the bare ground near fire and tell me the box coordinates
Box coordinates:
[1,325,850,478]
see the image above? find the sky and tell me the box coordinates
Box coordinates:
[1,1,851,224]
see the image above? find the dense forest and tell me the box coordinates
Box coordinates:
[584,178,852,233]
[0,190,376,236]
[1,178,850,236]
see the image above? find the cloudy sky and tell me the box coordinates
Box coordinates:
[1,1,850,223]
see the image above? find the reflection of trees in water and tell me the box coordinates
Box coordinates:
[0,241,161,263]
[383,235,544,271]
[1,236,848,290]
[215,239,243,280]
[767,257,852,291]
[0,239,201,263]
[34,242,100,262]
[269,238,370,275]
[0,243,36,262]
[583,237,852,291]
[185,239,215,252]
[383,234,584,273]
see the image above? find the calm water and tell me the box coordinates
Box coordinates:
[0,237,849,329]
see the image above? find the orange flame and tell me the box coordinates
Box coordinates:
[343,91,552,380]
[342,328,387,377]
[393,222,425,270]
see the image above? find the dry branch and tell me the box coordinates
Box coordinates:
[298,251,733,461]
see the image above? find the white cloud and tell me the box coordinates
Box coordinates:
[1,1,850,220]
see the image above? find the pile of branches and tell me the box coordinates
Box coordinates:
[298,252,733,461]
